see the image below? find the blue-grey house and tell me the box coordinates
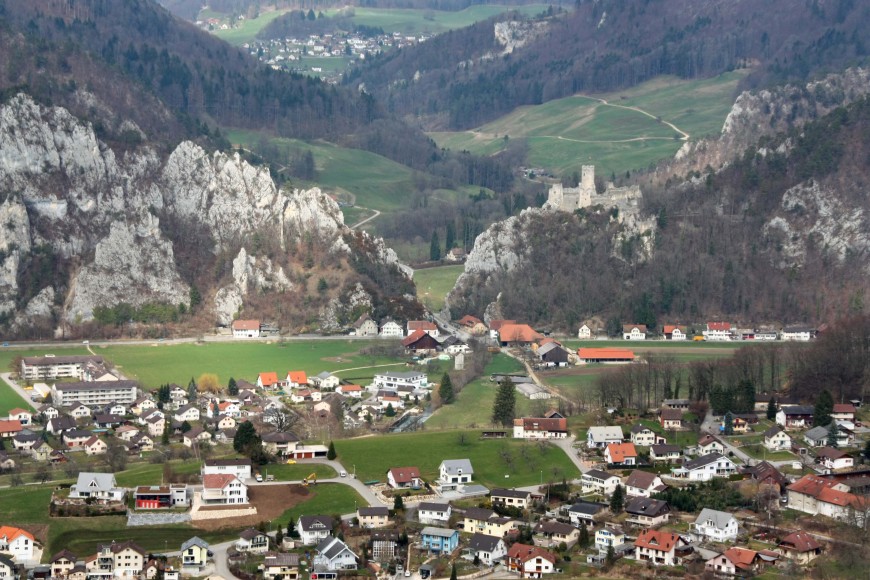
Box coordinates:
[421,527,459,554]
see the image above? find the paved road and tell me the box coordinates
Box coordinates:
[552,435,589,477]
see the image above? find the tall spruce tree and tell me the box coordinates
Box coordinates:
[723,411,734,435]
[609,484,624,513]
[827,422,839,448]
[814,390,834,427]
[766,397,778,420]
[439,373,455,404]
[228,377,239,396]
[430,231,441,261]
[492,379,516,426]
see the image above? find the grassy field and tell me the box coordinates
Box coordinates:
[89,340,404,388]
[211,5,551,45]
[278,482,364,522]
[0,376,32,415]
[414,265,465,311]
[227,130,480,216]
[261,462,337,481]
[430,71,747,178]
[336,430,580,487]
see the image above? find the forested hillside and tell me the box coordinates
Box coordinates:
[449,96,870,329]
[348,0,870,130]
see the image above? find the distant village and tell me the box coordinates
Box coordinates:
[1,313,866,580]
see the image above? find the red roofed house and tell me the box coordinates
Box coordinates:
[622,324,647,340]
[336,384,363,398]
[634,529,686,566]
[0,525,37,561]
[577,348,635,364]
[489,319,516,341]
[787,474,870,523]
[703,322,732,341]
[777,531,822,564]
[232,319,260,338]
[706,547,760,576]
[257,372,280,389]
[506,543,556,578]
[496,324,544,346]
[6,408,32,426]
[407,321,439,337]
[815,447,854,471]
[387,467,422,489]
[513,417,568,439]
[201,474,248,505]
[0,420,23,438]
[605,442,638,466]
[831,404,856,421]
[401,330,440,353]
[286,371,308,388]
[662,325,687,341]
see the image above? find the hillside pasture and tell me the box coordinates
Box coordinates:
[336,430,580,487]
[430,70,747,178]
[414,265,465,311]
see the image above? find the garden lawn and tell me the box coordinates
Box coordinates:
[278,483,364,521]
[638,419,700,447]
[95,340,403,388]
[740,445,795,461]
[0,485,55,524]
[112,459,205,488]
[336,430,580,487]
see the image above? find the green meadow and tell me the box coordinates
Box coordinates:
[336,429,579,487]
[0,376,31,415]
[413,265,465,311]
[278,483,364,521]
[430,71,746,178]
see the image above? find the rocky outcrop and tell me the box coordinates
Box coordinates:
[0,94,411,331]
[763,179,870,270]
[66,215,190,321]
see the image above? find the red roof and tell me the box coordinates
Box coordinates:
[578,348,634,361]
[707,321,731,331]
[286,371,308,384]
[723,547,758,570]
[787,474,842,497]
[457,315,483,327]
[498,323,543,343]
[203,474,238,490]
[779,531,821,553]
[408,321,437,331]
[388,467,420,484]
[8,408,30,416]
[232,319,260,331]
[515,417,567,432]
[507,543,556,564]
[634,529,682,552]
[258,372,279,386]
[0,419,23,434]
[401,329,428,347]
[663,325,687,334]
[606,442,638,463]
[0,526,35,543]
[340,384,362,392]
[833,403,856,414]
[489,319,516,332]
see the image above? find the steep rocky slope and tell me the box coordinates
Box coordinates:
[0,94,417,335]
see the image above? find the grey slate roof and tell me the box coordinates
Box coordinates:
[181,536,209,551]
[625,497,670,517]
[440,459,473,476]
[567,501,607,516]
[684,452,728,470]
[694,508,736,529]
[468,533,503,552]
[299,515,334,531]
[421,527,457,538]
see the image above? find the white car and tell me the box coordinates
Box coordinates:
[340,470,347,478]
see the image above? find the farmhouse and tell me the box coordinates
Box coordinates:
[402,329,440,353]
[407,320,439,337]
[663,325,687,340]
[379,319,404,337]
[513,417,568,439]
[352,314,379,336]
[622,324,647,340]
[231,319,261,338]
[496,323,543,346]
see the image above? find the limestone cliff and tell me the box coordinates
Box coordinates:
[0,94,414,333]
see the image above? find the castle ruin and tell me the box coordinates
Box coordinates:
[544,165,644,224]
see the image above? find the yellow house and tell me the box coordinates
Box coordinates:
[180,537,209,568]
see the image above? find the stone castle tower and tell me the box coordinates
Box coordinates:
[546,165,596,211]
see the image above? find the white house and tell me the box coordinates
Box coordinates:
[0,526,37,562]
[595,527,625,554]
[673,453,737,481]
[69,472,125,501]
[5,408,32,427]
[634,530,686,567]
[379,320,404,337]
[696,434,726,455]
[625,470,665,498]
[586,426,624,449]
[313,536,358,571]
[629,424,658,446]
[467,533,507,566]
[311,372,340,390]
[373,371,428,390]
[336,384,363,398]
[202,458,252,480]
[297,515,334,545]
[781,326,815,341]
[577,325,592,339]
[622,324,647,340]
[407,320,439,337]
[763,425,792,451]
[692,508,739,542]
[232,320,260,338]
[173,405,200,423]
[201,474,248,505]
[439,459,474,488]
[417,502,451,525]
[581,469,621,496]
[703,322,732,341]
[663,325,688,341]
[816,447,854,471]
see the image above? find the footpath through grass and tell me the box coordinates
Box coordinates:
[336,429,579,487]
